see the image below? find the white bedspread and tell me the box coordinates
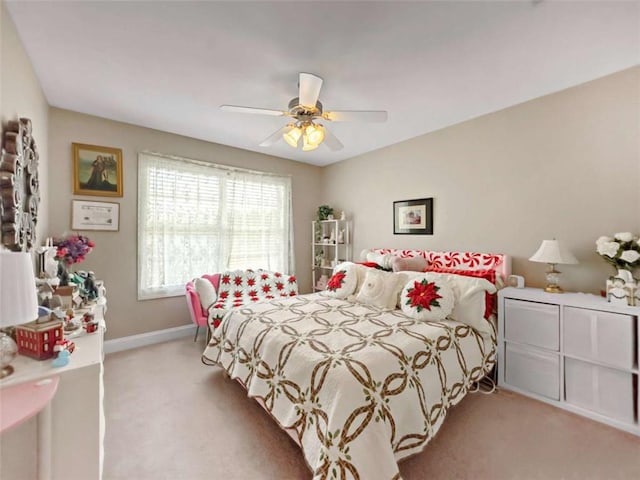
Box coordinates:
[202,293,496,480]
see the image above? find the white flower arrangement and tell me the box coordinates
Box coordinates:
[596,233,640,271]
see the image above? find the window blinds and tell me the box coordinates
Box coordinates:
[138,152,293,299]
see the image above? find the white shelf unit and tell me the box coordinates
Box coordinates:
[498,287,640,436]
[312,219,351,291]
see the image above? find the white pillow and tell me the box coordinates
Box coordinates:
[325,262,358,298]
[354,263,375,293]
[356,269,407,309]
[194,277,217,310]
[428,272,497,335]
[400,274,454,321]
[390,255,428,273]
[366,251,393,270]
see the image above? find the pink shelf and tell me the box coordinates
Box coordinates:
[0,376,59,433]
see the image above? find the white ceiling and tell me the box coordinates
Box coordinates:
[6,1,639,167]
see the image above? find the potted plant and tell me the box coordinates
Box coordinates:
[317,205,334,221]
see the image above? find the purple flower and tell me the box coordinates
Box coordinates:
[54,235,94,265]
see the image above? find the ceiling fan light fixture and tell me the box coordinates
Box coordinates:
[305,123,325,146]
[283,125,302,148]
[220,73,386,153]
[302,134,320,151]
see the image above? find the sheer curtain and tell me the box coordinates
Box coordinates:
[138,152,293,299]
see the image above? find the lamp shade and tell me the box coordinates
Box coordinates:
[529,240,578,265]
[0,252,38,328]
[283,125,302,148]
[305,123,325,146]
[302,134,319,151]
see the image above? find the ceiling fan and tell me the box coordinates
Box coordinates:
[220,73,387,152]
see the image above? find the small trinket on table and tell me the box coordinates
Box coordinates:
[84,321,99,334]
[52,350,70,367]
[82,312,98,333]
[15,314,64,361]
[52,338,75,368]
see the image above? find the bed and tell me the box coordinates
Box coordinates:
[202,249,510,480]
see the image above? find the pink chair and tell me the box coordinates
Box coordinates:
[185,274,219,341]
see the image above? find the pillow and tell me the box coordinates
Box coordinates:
[353,263,382,293]
[202,273,221,292]
[357,261,385,269]
[391,255,429,273]
[356,269,407,309]
[325,262,358,298]
[425,272,497,335]
[424,267,497,318]
[400,274,454,321]
[194,277,217,311]
[365,251,394,270]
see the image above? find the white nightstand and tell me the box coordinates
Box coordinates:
[498,287,640,435]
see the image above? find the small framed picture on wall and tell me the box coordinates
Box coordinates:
[393,198,433,235]
[71,200,119,231]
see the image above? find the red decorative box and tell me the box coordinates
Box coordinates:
[15,319,64,360]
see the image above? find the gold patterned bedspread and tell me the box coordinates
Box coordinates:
[202,293,496,480]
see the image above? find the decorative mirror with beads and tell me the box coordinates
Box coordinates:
[0,118,40,252]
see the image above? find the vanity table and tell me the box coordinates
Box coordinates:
[0,298,106,480]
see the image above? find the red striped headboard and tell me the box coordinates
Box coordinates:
[367,248,511,282]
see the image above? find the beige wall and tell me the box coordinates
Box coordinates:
[48,108,321,339]
[6,3,638,339]
[1,0,49,246]
[322,67,640,294]
[0,3,50,476]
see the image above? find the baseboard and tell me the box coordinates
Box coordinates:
[104,324,197,354]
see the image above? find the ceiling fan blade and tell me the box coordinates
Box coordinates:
[324,110,388,123]
[299,73,323,109]
[259,125,291,147]
[220,105,286,116]
[322,127,344,151]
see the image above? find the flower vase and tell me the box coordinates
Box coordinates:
[606,269,635,306]
[616,269,634,284]
[57,261,70,287]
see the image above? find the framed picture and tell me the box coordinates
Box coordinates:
[393,198,433,235]
[72,143,123,197]
[71,200,119,231]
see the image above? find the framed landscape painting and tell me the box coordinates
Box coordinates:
[393,198,433,235]
[72,143,123,197]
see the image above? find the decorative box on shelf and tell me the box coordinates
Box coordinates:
[15,318,64,360]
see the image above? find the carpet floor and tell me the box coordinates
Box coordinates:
[103,336,640,480]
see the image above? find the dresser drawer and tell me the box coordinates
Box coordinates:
[504,299,559,350]
[563,307,635,369]
[565,358,634,424]
[505,343,560,400]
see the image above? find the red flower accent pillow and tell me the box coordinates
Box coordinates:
[424,267,497,318]
[400,275,454,321]
[324,262,358,299]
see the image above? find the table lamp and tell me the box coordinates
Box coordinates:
[529,239,578,293]
[0,251,39,378]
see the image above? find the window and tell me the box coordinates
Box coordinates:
[138,152,293,299]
